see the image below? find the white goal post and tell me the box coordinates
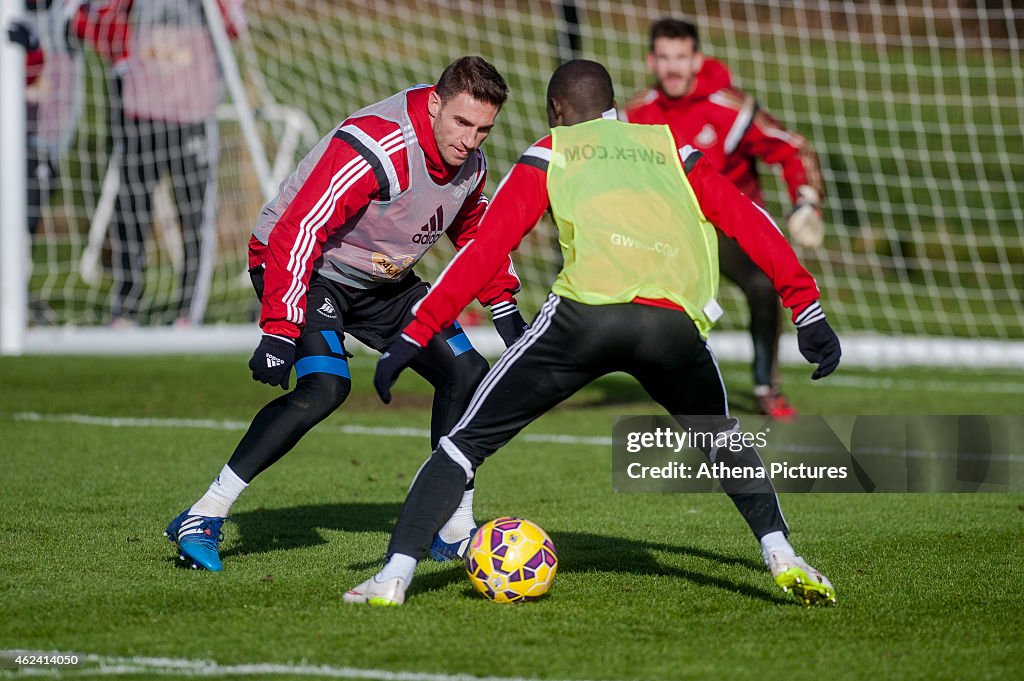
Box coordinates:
[1,0,28,355]
[2,1,1022,369]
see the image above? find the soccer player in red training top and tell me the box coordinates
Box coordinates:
[164,57,529,572]
[344,60,841,607]
[625,19,826,420]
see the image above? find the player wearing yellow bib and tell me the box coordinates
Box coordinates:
[345,60,841,607]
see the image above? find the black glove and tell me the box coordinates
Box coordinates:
[374,335,424,404]
[249,334,296,390]
[797,316,841,380]
[491,305,529,348]
[8,20,40,52]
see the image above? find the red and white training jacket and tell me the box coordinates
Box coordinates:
[403,118,822,347]
[624,58,823,207]
[249,85,520,339]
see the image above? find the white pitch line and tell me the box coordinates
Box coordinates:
[719,371,1024,395]
[10,411,1024,463]
[819,374,1024,395]
[11,411,1024,459]
[0,652,608,681]
[9,412,612,447]
[12,412,252,431]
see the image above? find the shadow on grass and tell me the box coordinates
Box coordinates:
[225,501,402,558]
[225,502,781,604]
[554,531,781,604]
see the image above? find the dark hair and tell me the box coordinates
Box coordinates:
[547,59,615,113]
[436,56,509,108]
[649,18,700,52]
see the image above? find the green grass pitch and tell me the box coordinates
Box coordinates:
[2,354,1023,680]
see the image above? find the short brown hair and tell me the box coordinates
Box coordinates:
[649,18,700,52]
[436,56,509,108]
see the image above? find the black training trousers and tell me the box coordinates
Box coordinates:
[110,116,214,322]
[388,294,789,560]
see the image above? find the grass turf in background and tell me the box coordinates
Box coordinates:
[2,354,1023,680]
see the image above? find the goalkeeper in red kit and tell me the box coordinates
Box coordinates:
[163,57,527,572]
[625,19,826,420]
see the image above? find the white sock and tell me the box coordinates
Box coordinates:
[377,553,417,585]
[760,531,796,565]
[188,465,248,518]
[438,487,476,542]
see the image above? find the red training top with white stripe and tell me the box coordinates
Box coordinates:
[249,86,520,339]
[624,58,823,207]
[403,122,820,347]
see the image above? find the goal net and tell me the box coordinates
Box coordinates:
[3,0,1022,365]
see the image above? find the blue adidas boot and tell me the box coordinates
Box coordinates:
[165,510,226,572]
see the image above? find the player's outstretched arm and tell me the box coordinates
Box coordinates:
[684,147,840,378]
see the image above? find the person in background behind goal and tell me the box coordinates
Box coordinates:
[625,18,827,421]
[72,0,246,326]
[164,56,528,573]
[7,0,86,325]
[344,59,840,608]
